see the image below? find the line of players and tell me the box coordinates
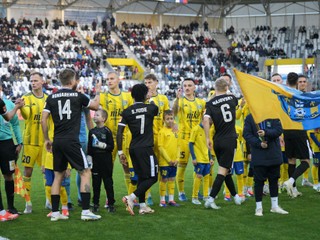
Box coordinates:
[1,69,319,221]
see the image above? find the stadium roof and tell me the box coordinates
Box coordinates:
[0,0,319,16]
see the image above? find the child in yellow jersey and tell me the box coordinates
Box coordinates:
[158,110,180,207]
[309,129,320,192]
[189,120,214,205]
[224,125,245,201]
[42,116,69,217]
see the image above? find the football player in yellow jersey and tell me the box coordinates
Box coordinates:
[144,74,170,156]
[207,73,233,100]
[20,72,48,214]
[100,71,133,193]
[309,129,320,192]
[172,78,206,201]
[144,74,170,205]
[158,110,180,207]
[42,116,69,217]
[189,120,214,205]
[224,125,245,201]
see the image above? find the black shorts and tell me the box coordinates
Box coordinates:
[52,138,88,172]
[0,139,17,175]
[92,153,113,177]
[214,137,237,169]
[253,165,280,182]
[129,147,158,178]
[284,132,311,159]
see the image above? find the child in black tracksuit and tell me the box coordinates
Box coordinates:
[87,109,115,213]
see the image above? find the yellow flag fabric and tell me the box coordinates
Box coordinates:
[234,69,320,130]
[14,165,30,202]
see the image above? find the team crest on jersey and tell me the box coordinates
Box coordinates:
[197,105,203,109]
[159,101,164,107]
[266,121,271,128]
[122,100,128,105]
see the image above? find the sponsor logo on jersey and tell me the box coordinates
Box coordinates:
[111,108,122,117]
[187,111,200,119]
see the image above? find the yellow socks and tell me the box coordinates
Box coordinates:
[60,187,68,206]
[124,173,130,192]
[45,186,51,204]
[177,166,186,193]
[23,176,32,204]
[203,175,209,198]
[236,174,244,196]
[167,180,175,196]
[159,181,166,197]
[192,176,201,198]
[312,165,318,185]
[128,182,137,195]
[303,167,310,180]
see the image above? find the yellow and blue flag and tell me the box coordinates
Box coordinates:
[234,69,320,130]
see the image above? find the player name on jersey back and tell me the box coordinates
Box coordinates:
[52,92,79,98]
[210,95,234,105]
[131,107,147,114]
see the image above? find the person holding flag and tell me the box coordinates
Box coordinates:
[234,70,319,199]
[243,114,288,216]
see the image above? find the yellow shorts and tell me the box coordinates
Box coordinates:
[42,146,54,170]
[21,145,43,168]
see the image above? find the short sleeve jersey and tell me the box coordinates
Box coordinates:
[119,102,158,149]
[44,88,90,140]
[21,92,48,145]
[234,125,244,162]
[100,91,133,137]
[158,126,179,166]
[189,125,210,163]
[0,99,7,115]
[148,94,170,135]
[205,94,238,140]
[177,97,206,135]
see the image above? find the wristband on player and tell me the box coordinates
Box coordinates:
[118,150,124,155]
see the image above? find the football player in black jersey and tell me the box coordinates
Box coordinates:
[283,72,311,198]
[203,77,244,209]
[117,84,159,215]
[41,68,102,221]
